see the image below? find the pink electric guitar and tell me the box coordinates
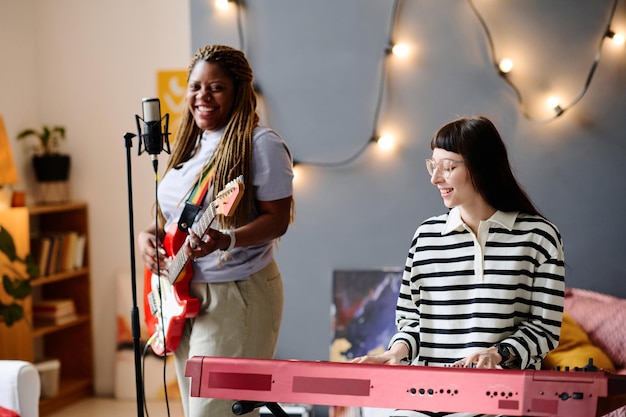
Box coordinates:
[144,176,244,356]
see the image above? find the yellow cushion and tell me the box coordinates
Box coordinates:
[542,312,615,371]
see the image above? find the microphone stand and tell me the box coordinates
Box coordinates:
[124,109,170,417]
[123,131,146,417]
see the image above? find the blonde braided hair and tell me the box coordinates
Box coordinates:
[162,45,258,229]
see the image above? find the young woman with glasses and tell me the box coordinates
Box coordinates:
[353,115,565,417]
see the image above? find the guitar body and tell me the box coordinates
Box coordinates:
[143,176,245,356]
[144,224,200,356]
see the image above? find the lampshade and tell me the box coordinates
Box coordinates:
[0,115,19,185]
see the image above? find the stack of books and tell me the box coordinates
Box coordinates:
[33,299,77,326]
[30,231,86,277]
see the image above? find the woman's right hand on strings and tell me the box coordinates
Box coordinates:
[138,225,169,275]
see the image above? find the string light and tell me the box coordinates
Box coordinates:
[547,96,564,116]
[391,43,411,58]
[376,134,395,151]
[469,0,622,122]
[215,0,245,53]
[218,0,623,170]
[546,96,559,108]
[498,58,514,74]
[216,0,402,168]
[215,0,231,11]
[277,0,403,167]
[606,29,625,45]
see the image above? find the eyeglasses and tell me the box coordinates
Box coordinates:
[425,158,464,178]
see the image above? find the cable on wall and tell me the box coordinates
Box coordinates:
[220,0,402,168]
[216,0,624,168]
[235,0,245,53]
[216,0,246,52]
[468,0,621,122]
[293,0,401,168]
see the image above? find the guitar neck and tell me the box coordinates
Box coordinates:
[167,202,217,283]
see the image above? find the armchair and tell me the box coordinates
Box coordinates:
[0,361,40,417]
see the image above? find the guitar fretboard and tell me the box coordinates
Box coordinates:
[167,202,217,284]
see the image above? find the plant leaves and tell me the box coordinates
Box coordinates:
[0,225,35,328]
[3,274,14,293]
[3,275,31,299]
[16,129,37,139]
[24,254,40,278]
[0,227,18,262]
[0,303,25,327]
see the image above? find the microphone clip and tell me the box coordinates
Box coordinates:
[135,113,171,157]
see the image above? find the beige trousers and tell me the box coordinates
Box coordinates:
[174,260,284,417]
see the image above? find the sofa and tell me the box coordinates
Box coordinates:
[0,361,40,417]
[542,288,626,417]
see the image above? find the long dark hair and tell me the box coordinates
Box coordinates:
[430,115,541,216]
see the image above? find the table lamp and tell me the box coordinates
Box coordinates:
[0,115,19,208]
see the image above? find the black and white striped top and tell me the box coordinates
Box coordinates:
[389,207,565,370]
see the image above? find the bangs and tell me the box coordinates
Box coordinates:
[430,122,462,153]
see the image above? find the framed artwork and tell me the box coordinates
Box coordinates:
[330,268,402,417]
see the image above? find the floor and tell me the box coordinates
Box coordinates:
[46,398,319,417]
[46,397,184,417]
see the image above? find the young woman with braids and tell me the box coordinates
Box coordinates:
[138,45,293,417]
[353,116,565,417]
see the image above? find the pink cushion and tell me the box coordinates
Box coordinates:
[564,288,626,369]
[0,406,19,417]
[601,405,626,417]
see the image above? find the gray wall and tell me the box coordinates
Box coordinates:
[190,0,626,367]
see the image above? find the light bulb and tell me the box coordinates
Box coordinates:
[292,164,301,183]
[612,33,625,45]
[547,96,564,116]
[391,43,410,58]
[547,96,560,109]
[377,134,394,151]
[215,0,230,10]
[606,29,625,46]
[498,58,514,74]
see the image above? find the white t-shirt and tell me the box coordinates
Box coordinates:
[157,126,293,282]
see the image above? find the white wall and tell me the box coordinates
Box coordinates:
[0,1,38,182]
[0,0,190,395]
[2,0,626,401]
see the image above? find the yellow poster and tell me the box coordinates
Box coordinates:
[157,70,187,143]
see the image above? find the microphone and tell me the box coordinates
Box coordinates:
[136,97,170,171]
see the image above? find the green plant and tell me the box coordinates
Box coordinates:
[0,225,39,326]
[17,125,66,156]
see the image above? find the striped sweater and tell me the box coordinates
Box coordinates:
[389,207,565,370]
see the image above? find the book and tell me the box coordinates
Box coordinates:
[33,299,76,318]
[57,232,71,273]
[33,236,52,277]
[32,231,83,275]
[45,235,61,275]
[64,231,79,271]
[74,233,86,269]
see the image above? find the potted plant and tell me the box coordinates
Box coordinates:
[17,125,70,182]
[0,225,39,326]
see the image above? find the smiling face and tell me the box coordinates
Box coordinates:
[430,147,484,211]
[187,60,236,133]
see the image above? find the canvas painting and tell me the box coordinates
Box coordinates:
[330,269,402,417]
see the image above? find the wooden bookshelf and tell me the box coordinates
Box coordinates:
[0,203,94,416]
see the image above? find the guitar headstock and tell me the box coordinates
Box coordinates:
[214,175,245,217]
